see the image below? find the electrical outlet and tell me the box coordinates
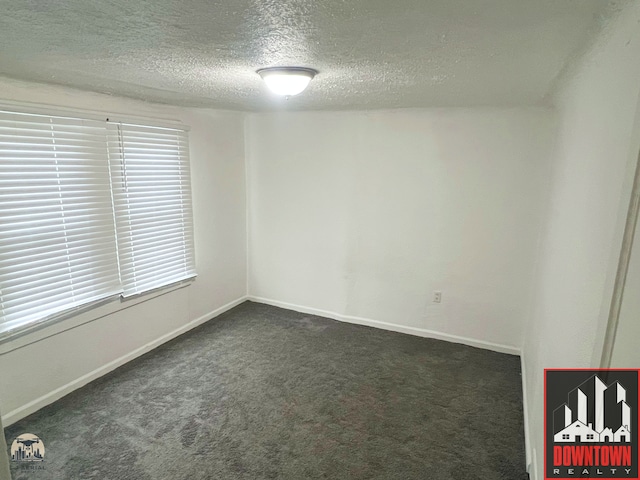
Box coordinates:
[433,291,442,303]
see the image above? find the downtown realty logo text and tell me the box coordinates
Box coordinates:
[545,369,640,479]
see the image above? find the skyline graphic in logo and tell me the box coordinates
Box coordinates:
[545,369,639,480]
[10,433,45,462]
[553,374,631,444]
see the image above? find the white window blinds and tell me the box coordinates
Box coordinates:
[107,122,196,297]
[0,110,122,332]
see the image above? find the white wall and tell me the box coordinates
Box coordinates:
[0,78,247,425]
[522,3,640,478]
[247,109,554,352]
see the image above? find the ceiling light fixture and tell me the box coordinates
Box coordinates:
[257,67,318,96]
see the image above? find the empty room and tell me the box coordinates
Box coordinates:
[1,1,640,479]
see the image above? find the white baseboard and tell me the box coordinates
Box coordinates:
[2,295,248,427]
[4,294,524,427]
[530,448,538,480]
[520,351,539,480]
[248,296,521,356]
[521,353,532,473]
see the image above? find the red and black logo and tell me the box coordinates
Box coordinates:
[545,369,639,479]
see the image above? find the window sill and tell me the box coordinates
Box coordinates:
[0,278,195,355]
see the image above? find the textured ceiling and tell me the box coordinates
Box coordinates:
[0,0,618,111]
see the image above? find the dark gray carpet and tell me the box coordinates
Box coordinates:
[5,301,527,479]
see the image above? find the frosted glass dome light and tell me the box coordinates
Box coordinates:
[257,67,318,96]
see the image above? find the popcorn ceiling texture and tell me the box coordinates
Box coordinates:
[0,0,617,110]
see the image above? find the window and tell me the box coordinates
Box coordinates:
[562,434,570,439]
[587,434,594,440]
[0,110,122,333]
[107,122,196,297]
[0,108,195,337]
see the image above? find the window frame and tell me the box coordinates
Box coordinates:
[106,120,197,298]
[0,102,195,345]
